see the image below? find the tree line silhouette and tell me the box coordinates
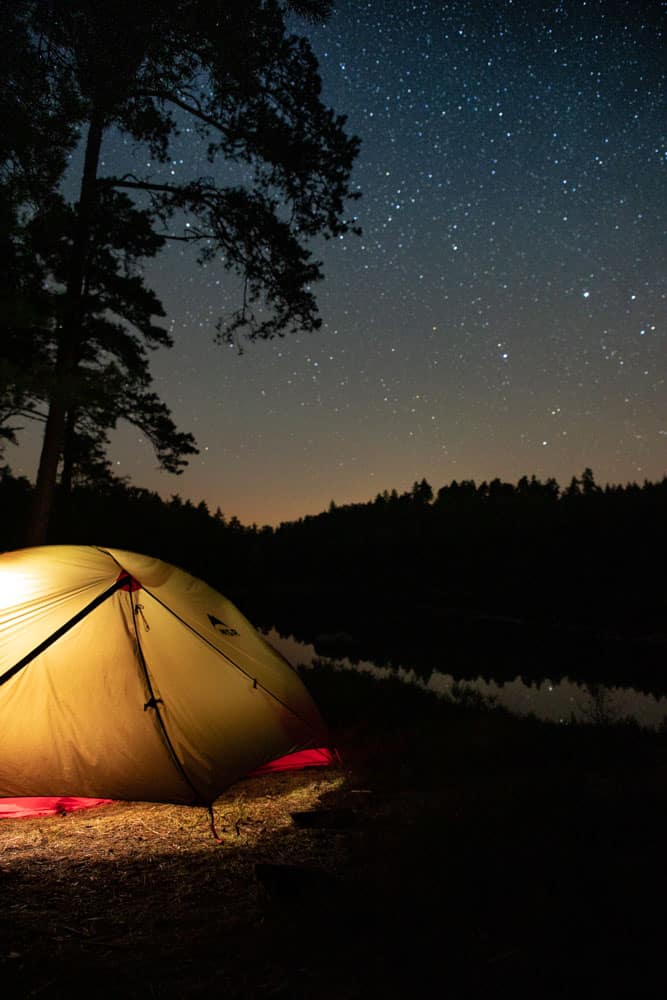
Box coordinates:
[1,465,665,693]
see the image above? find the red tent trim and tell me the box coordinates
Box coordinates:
[0,797,113,819]
[249,746,336,775]
[0,748,336,818]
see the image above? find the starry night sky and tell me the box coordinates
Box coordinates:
[16,0,667,525]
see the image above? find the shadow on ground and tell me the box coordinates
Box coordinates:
[1,690,665,998]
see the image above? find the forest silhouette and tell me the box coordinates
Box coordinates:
[1,466,665,696]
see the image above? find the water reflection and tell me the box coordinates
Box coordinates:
[266,629,667,730]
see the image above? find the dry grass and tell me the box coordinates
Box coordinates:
[2,670,665,998]
[1,768,357,998]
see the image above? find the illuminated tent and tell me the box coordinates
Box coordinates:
[0,546,330,812]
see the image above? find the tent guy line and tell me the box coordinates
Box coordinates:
[136,584,323,737]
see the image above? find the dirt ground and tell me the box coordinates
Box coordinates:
[1,709,665,999]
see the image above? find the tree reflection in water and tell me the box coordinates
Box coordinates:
[265,628,667,730]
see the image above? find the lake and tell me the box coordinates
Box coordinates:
[265,628,667,730]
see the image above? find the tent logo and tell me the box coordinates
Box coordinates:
[207,614,239,637]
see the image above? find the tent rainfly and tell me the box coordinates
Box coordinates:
[0,546,330,813]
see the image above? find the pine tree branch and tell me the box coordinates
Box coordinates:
[138,90,225,134]
[104,178,183,195]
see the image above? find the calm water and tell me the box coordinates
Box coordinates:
[266,629,667,730]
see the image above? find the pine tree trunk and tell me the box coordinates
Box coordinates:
[60,406,78,497]
[25,108,105,545]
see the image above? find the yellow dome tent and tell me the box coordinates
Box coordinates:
[0,546,329,809]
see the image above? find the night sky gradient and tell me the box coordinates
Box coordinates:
[15,0,667,525]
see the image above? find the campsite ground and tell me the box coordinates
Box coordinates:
[1,667,665,999]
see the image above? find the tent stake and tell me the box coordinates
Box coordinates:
[207,805,223,844]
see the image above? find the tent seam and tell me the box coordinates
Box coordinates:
[127,592,209,806]
[141,587,323,737]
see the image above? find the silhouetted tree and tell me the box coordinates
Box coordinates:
[411,478,434,504]
[20,187,198,493]
[0,7,77,458]
[581,467,601,496]
[5,1,359,542]
[487,478,516,501]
